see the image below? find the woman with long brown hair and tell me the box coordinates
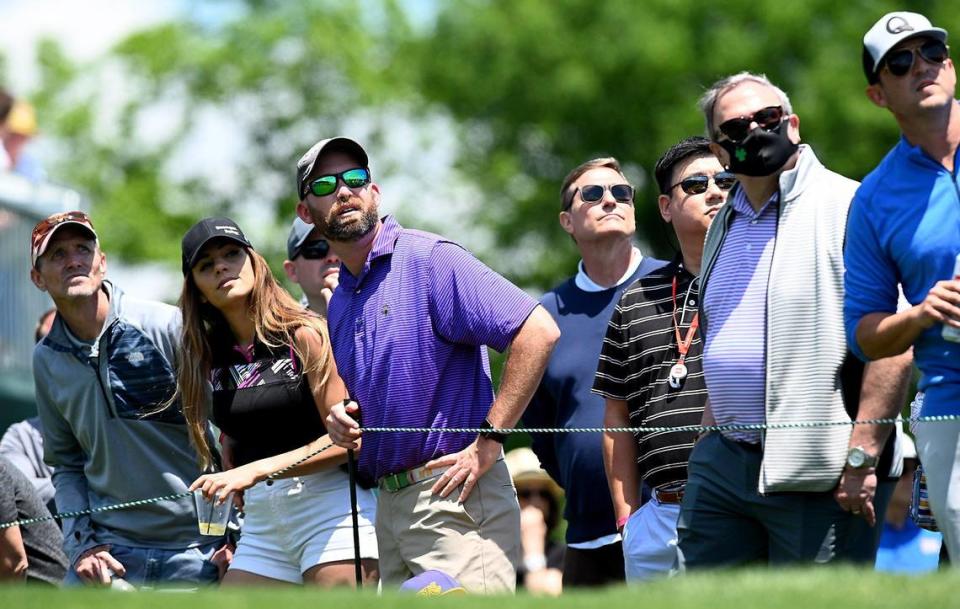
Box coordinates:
[176,217,377,586]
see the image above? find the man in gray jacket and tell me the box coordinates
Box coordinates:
[29,211,220,587]
[676,73,912,567]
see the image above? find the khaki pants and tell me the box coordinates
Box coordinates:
[376,458,519,594]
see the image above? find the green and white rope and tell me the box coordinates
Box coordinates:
[362,414,960,435]
[3,415,958,530]
[0,440,337,530]
[0,491,194,531]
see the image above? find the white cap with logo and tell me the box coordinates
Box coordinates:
[863,11,948,81]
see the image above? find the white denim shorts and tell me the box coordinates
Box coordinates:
[229,468,378,583]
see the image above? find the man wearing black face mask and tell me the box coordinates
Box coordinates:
[675,72,913,568]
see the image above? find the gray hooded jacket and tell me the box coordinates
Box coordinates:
[33,280,209,565]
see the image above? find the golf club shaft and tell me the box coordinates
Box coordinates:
[347,448,362,586]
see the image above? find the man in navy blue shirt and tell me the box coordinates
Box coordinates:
[523,157,665,587]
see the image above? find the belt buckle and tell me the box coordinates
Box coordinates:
[380,471,411,493]
[380,473,401,493]
[655,485,685,504]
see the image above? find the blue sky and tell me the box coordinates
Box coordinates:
[0,0,183,91]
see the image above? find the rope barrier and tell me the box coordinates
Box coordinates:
[363,414,960,435]
[0,440,337,530]
[3,415,958,530]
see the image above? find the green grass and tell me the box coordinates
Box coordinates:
[2,568,959,609]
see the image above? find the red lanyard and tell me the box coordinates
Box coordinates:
[671,274,699,365]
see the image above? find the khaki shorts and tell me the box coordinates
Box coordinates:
[376,457,519,594]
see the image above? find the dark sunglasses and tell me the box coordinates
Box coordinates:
[298,239,331,260]
[882,40,950,77]
[518,488,553,501]
[717,105,785,143]
[565,183,634,210]
[671,172,737,195]
[307,167,371,197]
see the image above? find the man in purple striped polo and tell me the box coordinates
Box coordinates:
[675,73,912,568]
[294,137,560,593]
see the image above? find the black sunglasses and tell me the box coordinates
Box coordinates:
[307,167,371,197]
[717,105,785,143]
[882,40,950,77]
[518,488,553,501]
[298,239,331,260]
[565,183,634,210]
[671,172,737,195]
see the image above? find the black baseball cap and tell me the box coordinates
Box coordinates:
[286,217,317,260]
[295,136,369,200]
[181,217,252,276]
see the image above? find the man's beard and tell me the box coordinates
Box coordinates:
[313,205,378,242]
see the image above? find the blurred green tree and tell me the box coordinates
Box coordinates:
[27,0,417,269]
[413,0,958,289]
[20,0,959,295]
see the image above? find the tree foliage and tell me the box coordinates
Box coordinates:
[27,0,416,270]
[18,0,960,292]
[414,0,958,289]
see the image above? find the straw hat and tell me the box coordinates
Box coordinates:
[5,101,37,137]
[504,447,563,501]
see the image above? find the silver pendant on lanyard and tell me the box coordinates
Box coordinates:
[668,363,688,389]
[669,270,698,391]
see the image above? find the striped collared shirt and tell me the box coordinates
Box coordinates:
[701,187,778,443]
[328,216,539,480]
[593,257,705,490]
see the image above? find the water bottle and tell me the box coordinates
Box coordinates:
[943,253,960,343]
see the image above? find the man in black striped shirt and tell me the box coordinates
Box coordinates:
[593,137,731,581]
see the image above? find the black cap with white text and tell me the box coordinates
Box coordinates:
[181,217,252,276]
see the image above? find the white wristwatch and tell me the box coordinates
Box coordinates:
[845,446,878,469]
[522,553,547,572]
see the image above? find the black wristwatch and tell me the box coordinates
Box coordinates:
[479,418,508,444]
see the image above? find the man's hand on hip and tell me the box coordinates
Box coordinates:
[426,437,501,503]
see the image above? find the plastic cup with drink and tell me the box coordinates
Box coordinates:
[193,489,233,536]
